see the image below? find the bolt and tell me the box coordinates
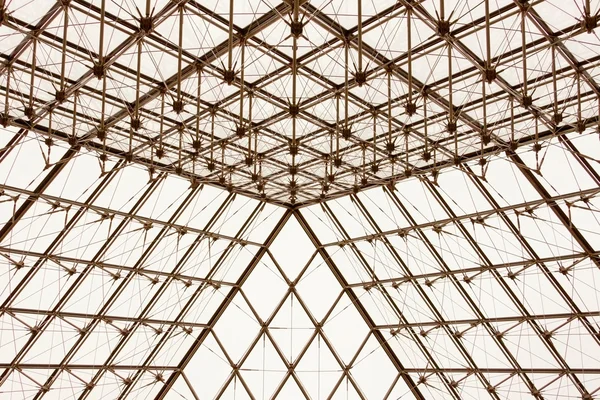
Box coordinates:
[437,19,450,36]
[172,100,184,114]
[355,70,367,86]
[290,21,303,38]
[140,16,153,33]
[405,102,417,116]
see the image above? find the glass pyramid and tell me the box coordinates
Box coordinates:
[0,0,599,398]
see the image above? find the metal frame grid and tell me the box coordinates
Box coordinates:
[0,0,600,399]
[1,0,600,205]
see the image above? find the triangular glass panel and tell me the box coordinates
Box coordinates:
[274,375,309,399]
[217,377,255,400]
[386,374,426,400]
[330,377,364,400]
[268,216,316,282]
[163,374,198,400]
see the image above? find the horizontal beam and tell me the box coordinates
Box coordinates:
[0,183,263,247]
[375,310,600,331]
[2,307,209,329]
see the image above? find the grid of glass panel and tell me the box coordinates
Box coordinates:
[0,0,600,398]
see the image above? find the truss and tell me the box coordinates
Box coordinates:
[1,0,600,399]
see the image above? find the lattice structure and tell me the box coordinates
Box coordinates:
[1,0,600,399]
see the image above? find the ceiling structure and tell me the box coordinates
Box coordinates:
[0,0,600,399]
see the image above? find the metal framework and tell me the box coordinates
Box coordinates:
[0,0,600,399]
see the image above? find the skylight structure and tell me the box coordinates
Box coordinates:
[0,0,600,398]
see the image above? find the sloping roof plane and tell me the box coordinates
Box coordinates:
[0,0,600,398]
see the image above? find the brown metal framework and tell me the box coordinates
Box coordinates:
[0,0,600,398]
